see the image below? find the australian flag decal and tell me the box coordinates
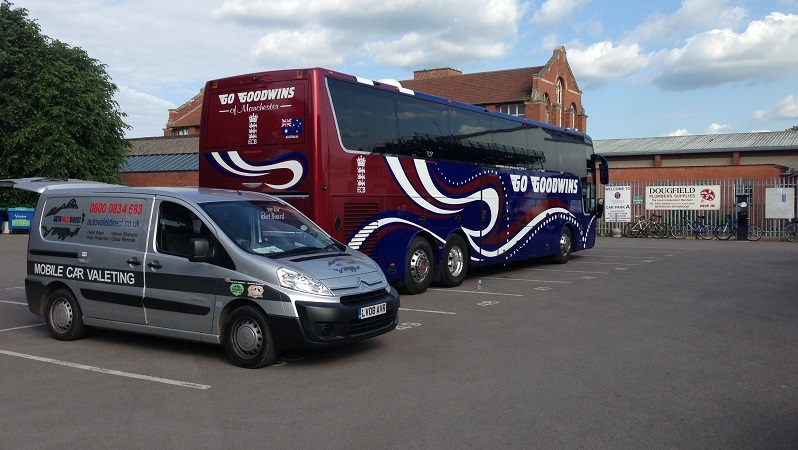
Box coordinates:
[281,117,303,138]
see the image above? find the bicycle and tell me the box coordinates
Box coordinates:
[715,214,763,241]
[623,214,668,238]
[784,218,798,242]
[670,215,715,239]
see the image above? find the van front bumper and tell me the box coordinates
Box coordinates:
[268,289,399,349]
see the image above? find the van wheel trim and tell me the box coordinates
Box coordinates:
[45,288,87,341]
[223,305,278,369]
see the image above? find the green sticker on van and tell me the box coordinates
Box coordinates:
[230,283,244,296]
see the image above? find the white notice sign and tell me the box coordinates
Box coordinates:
[765,188,795,219]
[604,186,632,222]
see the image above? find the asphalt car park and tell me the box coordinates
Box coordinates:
[1,233,797,448]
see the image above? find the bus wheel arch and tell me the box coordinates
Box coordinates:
[437,233,469,288]
[553,225,574,264]
[397,234,435,295]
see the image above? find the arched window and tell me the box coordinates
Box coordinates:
[556,78,563,105]
[570,102,577,129]
[544,93,551,124]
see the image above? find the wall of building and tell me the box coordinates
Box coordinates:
[609,165,786,182]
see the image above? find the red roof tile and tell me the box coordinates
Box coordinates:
[400,66,543,105]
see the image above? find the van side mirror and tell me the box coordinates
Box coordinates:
[596,198,605,218]
[188,238,211,262]
[599,162,609,185]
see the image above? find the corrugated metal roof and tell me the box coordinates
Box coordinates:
[594,130,798,156]
[122,153,198,173]
[128,135,199,156]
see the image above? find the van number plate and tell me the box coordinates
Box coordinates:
[359,303,387,320]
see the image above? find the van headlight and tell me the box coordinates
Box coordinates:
[276,268,333,296]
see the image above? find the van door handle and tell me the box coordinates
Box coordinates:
[147,261,162,269]
[127,258,142,266]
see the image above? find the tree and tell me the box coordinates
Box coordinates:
[0,2,130,205]
[789,126,798,131]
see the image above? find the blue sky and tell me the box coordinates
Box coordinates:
[11,0,798,139]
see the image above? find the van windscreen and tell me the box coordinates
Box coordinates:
[201,200,340,257]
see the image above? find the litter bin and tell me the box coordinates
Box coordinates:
[7,207,35,233]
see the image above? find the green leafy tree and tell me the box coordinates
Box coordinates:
[0,2,130,206]
[788,125,798,131]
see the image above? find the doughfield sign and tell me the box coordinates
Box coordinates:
[645,185,721,210]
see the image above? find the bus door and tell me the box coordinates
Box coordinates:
[503,168,535,261]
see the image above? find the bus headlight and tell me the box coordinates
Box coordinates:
[276,268,333,296]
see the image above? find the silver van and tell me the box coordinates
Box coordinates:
[2,178,399,368]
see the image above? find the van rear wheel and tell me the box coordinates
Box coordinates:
[46,288,87,341]
[223,305,278,369]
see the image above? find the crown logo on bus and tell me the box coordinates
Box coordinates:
[249,114,258,123]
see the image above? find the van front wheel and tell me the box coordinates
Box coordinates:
[46,288,87,341]
[223,306,278,369]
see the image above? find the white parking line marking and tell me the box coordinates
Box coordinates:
[399,308,456,315]
[0,349,211,390]
[0,300,27,306]
[0,323,45,333]
[485,277,571,284]
[528,268,609,274]
[573,262,639,266]
[429,288,524,297]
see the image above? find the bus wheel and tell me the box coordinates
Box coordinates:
[223,305,278,369]
[439,235,468,288]
[399,237,434,295]
[46,288,87,341]
[553,228,573,264]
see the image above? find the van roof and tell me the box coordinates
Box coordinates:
[0,178,279,204]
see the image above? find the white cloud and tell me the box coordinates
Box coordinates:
[704,123,728,134]
[753,95,798,120]
[668,129,691,136]
[568,41,652,87]
[532,0,592,25]
[216,0,526,70]
[115,86,175,137]
[653,12,798,90]
[629,0,746,43]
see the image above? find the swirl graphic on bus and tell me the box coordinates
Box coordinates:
[347,156,589,261]
[205,151,306,190]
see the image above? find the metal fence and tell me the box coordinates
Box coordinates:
[597,177,798,239]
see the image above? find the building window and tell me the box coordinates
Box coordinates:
[570,102,577,129]
[556,78,563,105]
[176,128,189,136]
[500,104,525,117]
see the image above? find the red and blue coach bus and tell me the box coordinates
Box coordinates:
[199,68,607,294]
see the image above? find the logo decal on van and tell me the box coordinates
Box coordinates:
[42,198,85,240]
[230,283,245,296]
[328,257,361,274]
[247,285,264,299]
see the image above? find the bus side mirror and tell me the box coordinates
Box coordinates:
[599,162,609,185]
[596,198,605,218]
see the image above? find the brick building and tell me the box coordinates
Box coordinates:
[163,89,203,136]
[401,46,586,132]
